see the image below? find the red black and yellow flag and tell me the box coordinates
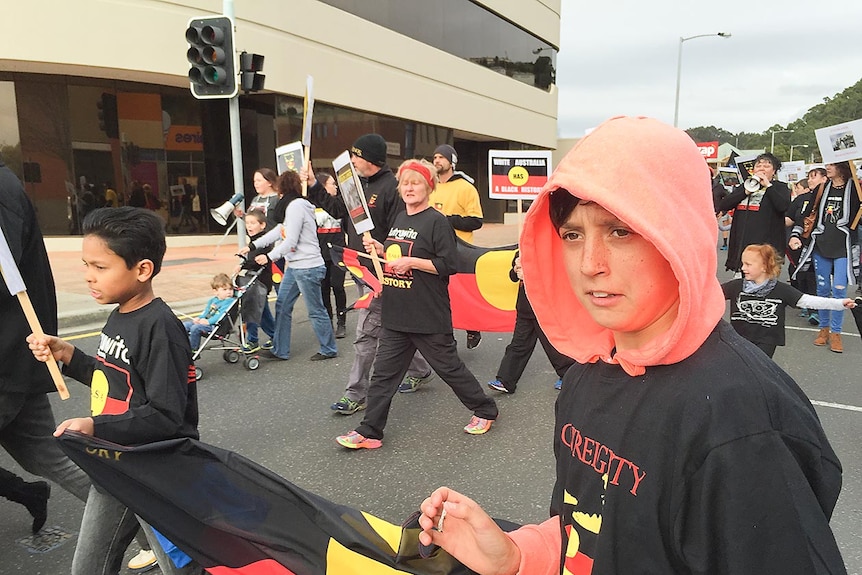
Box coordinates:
[58,432,517,575]
[449,239,518,332]
[330,244,382,310]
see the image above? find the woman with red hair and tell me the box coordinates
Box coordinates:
[336,159,498,449]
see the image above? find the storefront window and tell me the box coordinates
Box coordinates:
[320,0,556,90]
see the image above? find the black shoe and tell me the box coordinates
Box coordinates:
[310,352,337,361]
[260,349,288,360]
[466,331,482,349]
[335,323,346,339]
[22,481,50,534]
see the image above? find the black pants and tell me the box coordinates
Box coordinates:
[321,258,347,318]
[497,286,574,391]
[356,329,498,440]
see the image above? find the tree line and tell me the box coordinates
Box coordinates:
[686,77,862,163]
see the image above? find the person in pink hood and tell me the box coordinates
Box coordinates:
[417,117,845,574]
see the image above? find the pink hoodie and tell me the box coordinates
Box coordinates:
[507,117,728,574]
[520,116,726,377]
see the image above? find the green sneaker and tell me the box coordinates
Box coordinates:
[398,371,434,393]
[330,397,365,415]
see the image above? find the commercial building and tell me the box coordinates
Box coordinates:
[0,0,560,235]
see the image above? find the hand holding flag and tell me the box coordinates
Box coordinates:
[0,229,69,399]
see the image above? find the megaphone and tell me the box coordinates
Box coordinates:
[210,192,244,226]
[743,176,762,194]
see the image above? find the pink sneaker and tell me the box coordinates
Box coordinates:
[463,416,493,435]
[336,430,382,449]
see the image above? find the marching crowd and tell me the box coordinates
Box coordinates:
[1,120,855,574]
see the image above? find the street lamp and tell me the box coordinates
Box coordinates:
[673,32,732,127]
[770,129,793,154]
[789,144,808,161]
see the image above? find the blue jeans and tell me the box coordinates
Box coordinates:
[72,485,201,575]
[260,304,274,340]
[183,320,214,350]
[0,392,91,502]
[272,265,337,359]
[812,250,848,333]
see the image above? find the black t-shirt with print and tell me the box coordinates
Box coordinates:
[380,207,457,334]
[721,279,802,346]
[550,323,844,574]
[817,186,847,258]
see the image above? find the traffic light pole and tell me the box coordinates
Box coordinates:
[224,0,246,248]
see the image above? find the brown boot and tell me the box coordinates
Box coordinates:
[829,332,843,353]
[813,327,830,346]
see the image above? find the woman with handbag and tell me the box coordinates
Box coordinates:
[789,161,860,352]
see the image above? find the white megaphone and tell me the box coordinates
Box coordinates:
[210,192,244,226]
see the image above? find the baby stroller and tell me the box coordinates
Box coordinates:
[191,266,265,380]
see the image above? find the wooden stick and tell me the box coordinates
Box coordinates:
[362,231,386,285]
[517,198,524,239]
[18,291,70,400]
[301,145,311,197]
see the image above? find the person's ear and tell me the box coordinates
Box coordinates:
[136,259,155,283]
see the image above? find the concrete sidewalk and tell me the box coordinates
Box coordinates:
[46,223,522,334]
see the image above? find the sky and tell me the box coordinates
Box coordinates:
[555,0,862,138]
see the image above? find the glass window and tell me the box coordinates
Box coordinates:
[0,81,21,174]
[319,0,556,90]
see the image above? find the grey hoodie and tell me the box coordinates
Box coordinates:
[252,197,324,269]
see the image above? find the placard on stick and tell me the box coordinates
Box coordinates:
[0,230,69,399]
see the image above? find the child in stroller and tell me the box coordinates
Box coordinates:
[189,266,266,379]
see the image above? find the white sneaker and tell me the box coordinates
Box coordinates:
[128,548,158,572]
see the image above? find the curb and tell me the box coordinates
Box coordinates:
[58,297,212,336]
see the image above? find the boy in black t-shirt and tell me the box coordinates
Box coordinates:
[28,207,200,575]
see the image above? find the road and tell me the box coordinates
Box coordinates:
[1,289,860,574]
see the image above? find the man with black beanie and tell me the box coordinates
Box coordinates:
[304,134,433,412]
[431,143,484,349]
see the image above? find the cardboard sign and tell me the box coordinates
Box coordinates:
[332,151,374,235]
[815,119,862,164]
[276,141,304,175]
[488,150,552,200]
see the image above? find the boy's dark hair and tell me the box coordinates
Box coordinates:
[754,152,782,173]
[244,208,268,226]
[549,188,581,232]
[82,207,166,276]
[797,178,809,190]
[210,273,232,289]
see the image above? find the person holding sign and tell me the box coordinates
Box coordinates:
[789,161,859,353]
[303,134,432,414]
[336,159,498,449]
[431,144,484,350]
[0,158,91,505]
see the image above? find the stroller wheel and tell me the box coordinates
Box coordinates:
[244,356,260,371]
[223,349,241,364]
[194,366,203,381]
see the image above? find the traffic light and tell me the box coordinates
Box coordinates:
[239,51,265,93]
[185,16,237,99]
[97,93,119,139]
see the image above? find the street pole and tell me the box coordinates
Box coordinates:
[673,32,731,128]
[789,144,808,161]
[225,0,246,248]
[770,129,793,154]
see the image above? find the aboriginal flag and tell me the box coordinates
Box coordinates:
[449,239,518,332]
[58,432,517,575]
[330,244,382,310]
